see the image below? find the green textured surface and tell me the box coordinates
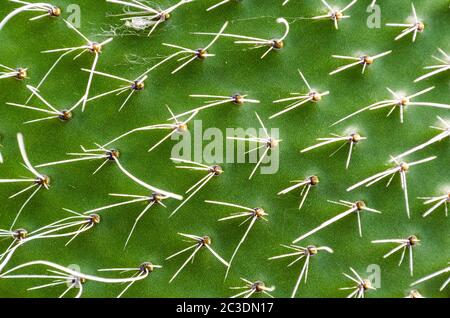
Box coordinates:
[0,0,449,298]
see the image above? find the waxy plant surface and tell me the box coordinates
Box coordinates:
[0,0,448,298]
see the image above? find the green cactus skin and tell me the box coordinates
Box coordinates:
[0,0,448,298]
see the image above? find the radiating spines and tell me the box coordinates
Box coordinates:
[229,278,275,298]
[162,21,228,74]
[292,200,381,243]
[311,0,358,30]
[205,200,268,279]
[332,87,450,126]
[98,261,162,298]
[277,175,319,210]
[0,133,50,229]
[270,69,329,119]
[0,1,61,30]
[418,191,449,218]
[227,112,281,179]
[368,87,450,123]
[0,260,153,298]
[269,244,333,298]
[27,209,101,246]
[0,63,28,80]
[193,17,289,59]
[301,132,366,169]
[107,0,193,36]
[415,48,450,82]
[97,106,197,153]
[386,3,425,42]
[347,156,437,218]
[38,143,182,201]
[82,68,149,112]
[169,94,259,120]
[0,228,28,271]
[169,159,223,217]
[372,235,420,276]
[7,85,80,124]
[35,144,120,175]
[340,267,376,298]
[81,192,167,249]
[329,50,392,75]
[0,210,100,273]
[166,233,229,283]
[31,19,113,111]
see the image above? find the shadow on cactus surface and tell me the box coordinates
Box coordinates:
[0,0,448,298]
